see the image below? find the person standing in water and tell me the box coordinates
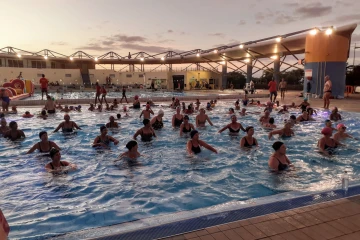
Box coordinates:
[3,121,25,141]
[323,75,332,109]
[268,141,292,171]
[94,82,101,105]
[140,104,154,120]
[187,130,217,155]
[100,85,108,105]
[196,108,213,127]
[53,114,82,133]
[279,78,287,100]
[27,131,61,154]
[120,86,128,103]
[45,148,77,173]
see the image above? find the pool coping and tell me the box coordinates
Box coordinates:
[50,183,360,240]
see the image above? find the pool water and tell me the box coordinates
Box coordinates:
[1,102,360,239]
[24,90,205,100]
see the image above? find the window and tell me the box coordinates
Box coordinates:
[65,74,71,77]
[8,59,23,68]
[109,74,115,78]
[31,61,46,68]
[37,74,43,77]
[126,74,132,78]
[139,74,144,78]
[51,62,56,69]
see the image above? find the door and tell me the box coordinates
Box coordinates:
[172,75,184,90]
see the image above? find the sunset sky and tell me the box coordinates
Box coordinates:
[1,0,360,63]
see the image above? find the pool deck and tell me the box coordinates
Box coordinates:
[158,195,360,240]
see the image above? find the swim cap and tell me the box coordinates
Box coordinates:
[245,126,254,132]
[272,141,284,151]
[117,113,121,119]
[49,148,59,159]
[100,125,107,132]
[337,123,346,129]
[126,140,137,150]
[290,115,296,120]
[269,117,275,124]
[325,119,331,123]
[184,115,189,120]
[229,108,234,112]
[321,127,332,135]
[39,131,47,139]
[304,98,308,101]
[78,105,81,108]
[25,111,30,114]
[158,109,164,115]
[134,95,139,100]
[190,130,198,138]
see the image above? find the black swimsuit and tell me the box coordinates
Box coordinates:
[229,127,240,133]
[174,117,183,127]
[324,139,337,155]
[97,135,110,146]
[141,129,153,142]
[191,141,201,154]
[50,161,65,169]
[38,141,52,153]
[274,156,288,171]
[152,118,163,130]
[243,137,257,148]
[182,125,192,133]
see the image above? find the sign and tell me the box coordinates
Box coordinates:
[305,69,312,77]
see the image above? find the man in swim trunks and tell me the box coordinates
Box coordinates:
[0,88,10,112]
[39,74,49,100]
[120,86,128,103]
[94,82,101,105]
[139,104,154,120]
[3,121,25,141]
[44,95,56,114]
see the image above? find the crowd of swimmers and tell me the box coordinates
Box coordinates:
[0,93,355,174]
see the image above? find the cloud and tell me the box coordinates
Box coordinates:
[51,41,68,46]
[157,39,175,44]
[256,21,261,24]
[209,33,225,38]
[351,33,360,43]
[273,14,297,24]
[167,30,173,33]
[336,14,360,23]
[335,0,353,7]
[102,41,115,45]
[294,3,332,18]
[110,34,147,43]
[284,3,299,7]
[120,43,183,53]
[255,12,266,21]
[238,20,246,25]
[75,43,114,51]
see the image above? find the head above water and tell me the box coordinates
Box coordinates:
[126,140,138,151]
[190,130,199,139]
[272,141,284,151]
[9,121,17,129]
[158,109,164,116]
[49,147,59,159]
[321,127,333,136]
[100,125,107,133]
[39,131,47,139]
[245,126,254,133]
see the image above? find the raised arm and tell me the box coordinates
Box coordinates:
[139,110,144,119]
[218,124,229,133]
[199,140,217,153]
[53,122,63,132]
[268,129,283,139]
[50,141,61,150]
[239,123,246,132]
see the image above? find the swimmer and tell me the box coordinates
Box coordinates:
[285,115,297,127]
[235,100,240,110]
[268,122,294,139]
[296,111,314,122]
[242,95,249,106]
[96,104,102,112]
[55,101,62,109]
[172,107,184,127]
[151,110,164,130]
[117,140,141,160]
[27,131,61,154]
[239,108,247,116]
[113,99,119,108]
[88,103,95,111]
[53,114,82,133]
[262,117,276,129]
[196,108,213,127]
[298,98,310,112]
[45,148,77,173]
[206,102,212,110]
[240,126,258,148]
[318,127,343,156]
[44,95,56,114]
[92,126,119,148]
[187,130,217,155]
[306,106,317,116]
[100,86,108,105]
[195,99,201,110]
[210,100,216,108]
[133,118,156,142]
[180,115,196,136]
[330,107,342,121]
[38,110,48,119]
[259,110,271,124]
[105,116,119,128]
[264,102,273,113]
[324,120,337,131]
[104,103,111,111]
[22,111,34,118]
[268,141,292,171]
[75,105,82,112]
[333,124,357,141]
[0,118,10,135]
[60,105,72,113]
[218,115,246,135]
[184,104,194,114]
[9,106,17,114]
[278,105,289,114]
[3,121,25,141]
[140,104,154,120]
[122,105,130,117]
[116,113,121,119]
[133,95,140,109]
[109,105,115,111]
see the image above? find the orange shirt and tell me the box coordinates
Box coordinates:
[39,77,48,89]
[268,81,277,92]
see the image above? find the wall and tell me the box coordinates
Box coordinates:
[0,67,82,86]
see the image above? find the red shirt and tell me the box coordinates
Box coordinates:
[101,88,107,94]
[39,78,48,89]
[96,85,101,94]
[268,81,277,92]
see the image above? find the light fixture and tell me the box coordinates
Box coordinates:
[239,44,244,49]
[94,57,98,61]
[244,58,250,63]
[17,54,21,58]
[275,37,282,43]
[69,57,74,61]
[325,28,333,35]
[270,55,278,60]
[213,49,218,53]
[161,57,165,61]
[140,57,144,61]
[310,29,318,35]
[220,61,226,65]
[196,53,200,57]
[44,55,48,60]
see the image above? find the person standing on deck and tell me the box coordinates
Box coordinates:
[268,79,277,102]
[39,74,49,100]
[323,75,332,109]
[279,78,287,100]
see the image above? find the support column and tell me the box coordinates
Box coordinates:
[221,61,227,89]
[273,56,280,85]
[129,64,134,72]
[246,59,253,83]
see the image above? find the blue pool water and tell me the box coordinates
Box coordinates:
[1,102,360,239]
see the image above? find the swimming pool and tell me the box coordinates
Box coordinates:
[1,102,360,239]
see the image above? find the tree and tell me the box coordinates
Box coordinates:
[226,72,246,89]
[346,65,360,86]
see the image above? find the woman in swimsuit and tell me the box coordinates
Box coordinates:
[259,110,270,124]
[180,115,196,136]
[268,141,292,171]
[228,108,235,114]
[318,127,343,156]
[151,110,164,130]
[27,131,61,154]
[268,122,294,139]
[45,148,77,173]
[333,123,357,142]
[298,98,310,112]
[92,126,119,148]
[105,116,119,128]
[172,107,184,127]
[235,100,240,110]
[3,121,25,141]
[330,107,342,121]
[296,111,314,123]
[187,130,217,155]
[116,140,141,161]
[262,117,277,129]
[100,86,108,105]
[218,115,246,135]
[240,126,258,148]
[133,95,140,109]
[239,108,247,116]
[196,108,213,127]
[53,114,82,133]
[133,118,156,142]
[0,118,10,135]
